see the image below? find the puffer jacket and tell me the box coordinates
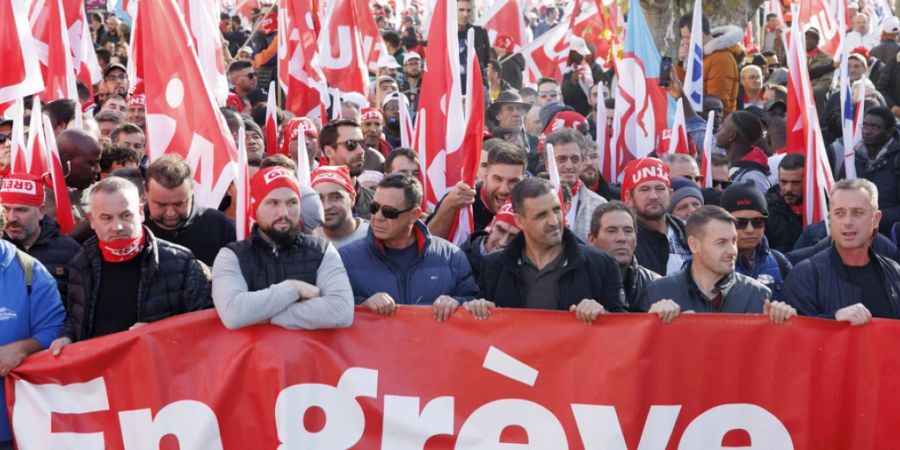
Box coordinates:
[784,245,900,319]
[339,221,478,305]
[735,237,792,301]
[636,261,772,313]
[6,216,81,302]
[65,228,213,341]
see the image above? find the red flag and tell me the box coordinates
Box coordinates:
[448,29,485,246]
[476,0,529,51]
[264,81,279,155]
[744,21,759,54]
[16,98,50,177]
[278,0,329,118]
[0,0,44,106]
[662,99,694,156]
[317,0,386,97]
[29,0,77,102]
[62,0,102,105]
[573,0,620,70]
[135,0,238,208]
[415,0,465,209]
[700,111,716,189]
[798,0,842,57]
[42,115,75,234]
[520,0,583,82]
[175,0,229,105]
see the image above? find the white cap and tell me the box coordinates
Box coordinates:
[341,91,369,109]
[848,2,860,10]
[884,16,900,33]
[404,51,422,63]
[569,36,591,56]
[377,54,401,69]
[239,46,254,55]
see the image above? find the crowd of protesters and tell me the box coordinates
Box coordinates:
[0,0,900,446]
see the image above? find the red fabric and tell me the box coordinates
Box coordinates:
[279,117,317,156]
[278,0,328,118]
[225,93,243,112]
[9,310,900,447]
[0,174,43,206]
[98,231,146,263]
[127,93,145,108]
[250,166,301,220]
[30,0,76,102]
[621,157,671,201]
[488,200,517,230]
[311,165,356,198]
[740,147,770,167]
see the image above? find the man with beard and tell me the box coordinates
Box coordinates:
[765,154,804,253]
[50,177,212,353]
[460,201,520,280]
[579,133,621,202]
[427,143,526,239]
[103,64,129,98]
[545,128,607,241]
[311,165,369,249]
[637,206,797,322]
[399,52,423,109]
[622,158,691,276]
[361,108,392,159]
[340,174,477,321]
[466,178,626,323]
[212,166,353,330]
[320,119,375,219]
[848,107,900,235]
[381,93,405,149]
[1,174,81,300]
[143,155,236,266]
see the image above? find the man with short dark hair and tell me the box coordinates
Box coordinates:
[717,110,771,192]
[340,174,478,321]
[94,110,124,146]
[228,60,258,99]
[44,99,77,135]
[588,201,660,311]
[765,153,804,253]
[850,107,900,234]
[319,119,375,219]
[784,179,900,324]
[212,166,353,330]
[427,142,526,238]
[143,155,236,266]
[111,123,146,162]
[311,165,369,249]
[638,205,797,323]
[50,177,212,353]
[468,177,625,323]
[384,147,420,178]
[99,145,139,177]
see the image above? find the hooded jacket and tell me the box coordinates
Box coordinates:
[703,25,743,116]
[735,237,792,301]
[144,204,236,267]
[730,147,772,192]
[850,132,900,235]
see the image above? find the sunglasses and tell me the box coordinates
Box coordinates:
[682,175,704,183]
[339,139,367,151]
[0,133,8,144]
[370,202,415,219]
[735,217,767,230]
[713,180,732,189]
[245,72,257,79]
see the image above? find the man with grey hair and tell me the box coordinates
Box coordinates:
[544,128,607,241]
[664,153,702,184]
[784,178,900,324]
[50,176,212,354]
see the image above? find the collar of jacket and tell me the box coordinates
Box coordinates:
[855,131,900,162]
[501,227,583,270]
[732,147,771,174]
[827,243,888,283]
[637,214,687,241]
[144,198,202,233]
[369,220,430,256]
[684,260,737,300]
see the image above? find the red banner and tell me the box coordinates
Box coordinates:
[7,308,900,448]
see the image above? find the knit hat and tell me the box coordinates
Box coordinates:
[668,177,704,213]
[621,158,671,201]
[127,93,145,108]
[489,200,518,231]
[0,173,44,207]
[720,181,768,216]
[493,34,515,53]
[311,165,356,198]
[250,167,301,220]
[360,107,383,123]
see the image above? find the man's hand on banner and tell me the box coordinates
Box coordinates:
[463,299,496,320]
[432,296,460,322]
[362,293,397,315]
[49,337,72,356]
[835,303,872,326]
[763,300,797,324]
[648,299,681,324]
[570,299,607,325]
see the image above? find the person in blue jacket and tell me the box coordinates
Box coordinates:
[720,182,792,300]
[339,173,478,321]
[0,206,65,449]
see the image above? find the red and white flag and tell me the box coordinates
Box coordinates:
[0,0,44,112]
[29,0,78,102]
[415,0,465,209]
[786,14,833,227]
[42,115,75,234]
[278,0,328,118]
[663,98,694,156]
[475,0,529,51]
[798,0,842,57]
[700,110,715,189]
[62,0,102,105]
[519,0,583,82]
[5,100,28,176]
[235,126,251,240]
[448,29,486,246]
[264,81,279,155]
[596,79,613,183]
[573,0,620,70]
[317,0,386,97]
[398,93,415,149]
[135,0,238,208]
[15,98,50,177]
[176,0,229,105]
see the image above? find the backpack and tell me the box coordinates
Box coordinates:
[15,249,34,296]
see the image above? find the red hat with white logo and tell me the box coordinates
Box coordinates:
[488,200,519,231]
[621,157,671,201]
[250,166,301,220]
[311,165,356,199]
[360,107,384,123]
[0,173,45,207]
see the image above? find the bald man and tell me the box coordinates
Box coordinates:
[58,130,102,222]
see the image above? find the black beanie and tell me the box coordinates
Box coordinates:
[729,110,763,143]
[720,181,768,215]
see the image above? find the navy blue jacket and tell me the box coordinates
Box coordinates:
[339,221,478,305]
[783,245,900,319]
[735,237,792,301]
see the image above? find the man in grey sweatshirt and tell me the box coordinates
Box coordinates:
[211,166,354,330]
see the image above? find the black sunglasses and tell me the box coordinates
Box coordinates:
[245,72,257,79]
[370,201,415,219]
[0,133,8,144]
[735,217,767,229]
[339,139,366,151]
[713,180,732,189]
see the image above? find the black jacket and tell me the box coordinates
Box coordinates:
[877,48,900,109]
[764,185,803,254]
[5,216,81,302]
[848,134,900,234]
[636,262,772,313]
[144,205,236,267]
[623,257,660,312]
[499,53,525,90]
[478,229,626,311]
[634,214,689,276]
[460,230,489,281]
[65,228,213,341]
[784,245,900,319]
[786,220,900,264]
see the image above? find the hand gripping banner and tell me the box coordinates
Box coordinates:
[7,308,900,448]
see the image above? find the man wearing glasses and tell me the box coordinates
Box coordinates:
[721,182,792,301]
[319,119,375,219]
[339,174,478,321]
[103,63,129,97]
[227,60,258,100]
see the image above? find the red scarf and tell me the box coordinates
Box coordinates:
[570,180,583,197]
[99,231,146,263]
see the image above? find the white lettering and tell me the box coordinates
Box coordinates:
[572,404,681,450]
[456,399,568,450]
[678,403,793,450]
[382,396,455,449]
[119,400,223,450]
[13,378,109,450]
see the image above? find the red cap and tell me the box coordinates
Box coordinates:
[360,107,384,123]
[280,117,318,155]
[543,110,587,136]
[0,173,45,207]
[494,34,515,53]
[311,165,356,199]
[225,93,244,112]
[488,200,518,231]
[127,93,145,108]
[250,167,301,220]
[621,158,671,201]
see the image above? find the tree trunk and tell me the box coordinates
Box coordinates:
[639,0,766,58]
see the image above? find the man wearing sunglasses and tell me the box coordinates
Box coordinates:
[319,119,374,219]
[227,60,258,100]
[721,182,792,301]
[339,174,478,322]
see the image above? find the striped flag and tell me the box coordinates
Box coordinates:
[684,0,704,113]
[43,115,75,234]
[235,126,251,240]
[264,81,278,156]
[700,110,716,189]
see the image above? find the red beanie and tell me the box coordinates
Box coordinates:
[489,200,518,231]
[250,167,301,220]
[360,107,383,123]
[280,117,318,156]
[311,165,356,199]
[0,174,45,207]
[621,158,671,201]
